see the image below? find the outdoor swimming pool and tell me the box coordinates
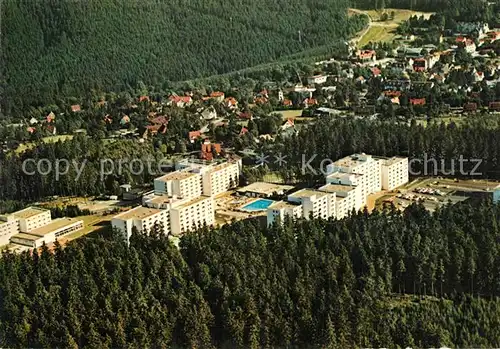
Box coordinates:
[241,199,274,211]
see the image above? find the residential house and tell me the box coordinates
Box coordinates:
[189,130,202,143]
[46,112,55,123]
[168,95,193,108]
[281,119,294,131]
[283,99,293,107]
[303,97,318,108]
[71,105,81,113]
[201,106,217,120]
[489,101,500,112]
[410,98,426,106]
[238,112,253,120]
[307,75,328,85]
[224,97,238,109]
[463,102,478,113]
[355,50,376,62]
[139,95,150,103]
[210,91,225,102]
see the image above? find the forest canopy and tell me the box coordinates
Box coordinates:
[1,0,366,114]
[0,200,500,347]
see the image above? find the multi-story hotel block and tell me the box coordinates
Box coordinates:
[267,153,409,226]
[327,154,382,199]
[112,158,239,242]
[0,207,84,248]
[318,183,361,219]
[170,196,214,235]
[112,206,170,242]
[12,207,52,233]
[380,156,409,190]
[113,193,215,242]
[202,162,240,197]
[154,171,202,199]
[267,201,303,226]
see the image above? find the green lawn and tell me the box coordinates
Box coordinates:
[15,135,74,154]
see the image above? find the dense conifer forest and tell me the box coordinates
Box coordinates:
[0,201,500,347]
[1,0,366,114]
[2,117,499,202]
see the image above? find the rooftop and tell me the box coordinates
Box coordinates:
[381,156,408,166]
[173,195,212,210]
[333,154,374,168]
[28,218,83,237]
[269,201,302,210]
[319,183,357,194]
[11,232,44,241]
[12,207,49,219]
[115,206,163,221]
[327,171,364,179]
[155,171,198,182]
[237,182,294,196]
[288,189,328,199]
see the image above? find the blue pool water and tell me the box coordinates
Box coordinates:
[241,199,274,211]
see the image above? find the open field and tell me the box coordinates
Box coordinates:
[350,8,434,47]
[358,26,396,46]
[15,135,74,154]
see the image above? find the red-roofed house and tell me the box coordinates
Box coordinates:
[27,127,36,134]
[224,97,238,109]
[464,102,478,113]
[210,91,225,102]
[371,67,382,77]
[410,98,426,106]
[71,105,81,113]
[189,130,202,143]
[168,95,193,108]
[201,142,222,160]
[303,98,318,108]
[238,112,253,120]
[283,99,293,107]
[413,58,427,72]
[488,101,500,111]
[46,112,55,123]
[355,50,376,62]
[239,127,249,136]
[151,116,169,125]
[281,118,294,130]
[139,95,150,103]
[487,31,500,42]
[254,96,268,105]
[384,90,402,97]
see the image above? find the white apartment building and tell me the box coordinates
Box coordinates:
[267,201,303,226]
[327,154,382,199]
[0,215,20,246]
[202,162,240,197]
[307,75,328,85]
[318,183,361,219]
[154,171,202,199]
[112,206,170,242]
[380,157,409,190]
[287,189,334,220]
[170,196,214,235]
[12,207,51,233]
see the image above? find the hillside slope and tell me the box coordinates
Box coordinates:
[1,0,365,113]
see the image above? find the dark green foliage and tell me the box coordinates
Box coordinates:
[1,201,500,347]
[1,0,365,114]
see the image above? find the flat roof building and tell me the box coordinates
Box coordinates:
[170,196,214,235]
[237,182,294,198]
[112,206,170,243]
[10,218,83,248]
[12,207,51,233]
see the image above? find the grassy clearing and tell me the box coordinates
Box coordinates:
[15,135,74,154]
[272,109,303,120]
[358,26,396,46]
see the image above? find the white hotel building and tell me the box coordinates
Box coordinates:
[112,158,239,241]
[267,154,409,226]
